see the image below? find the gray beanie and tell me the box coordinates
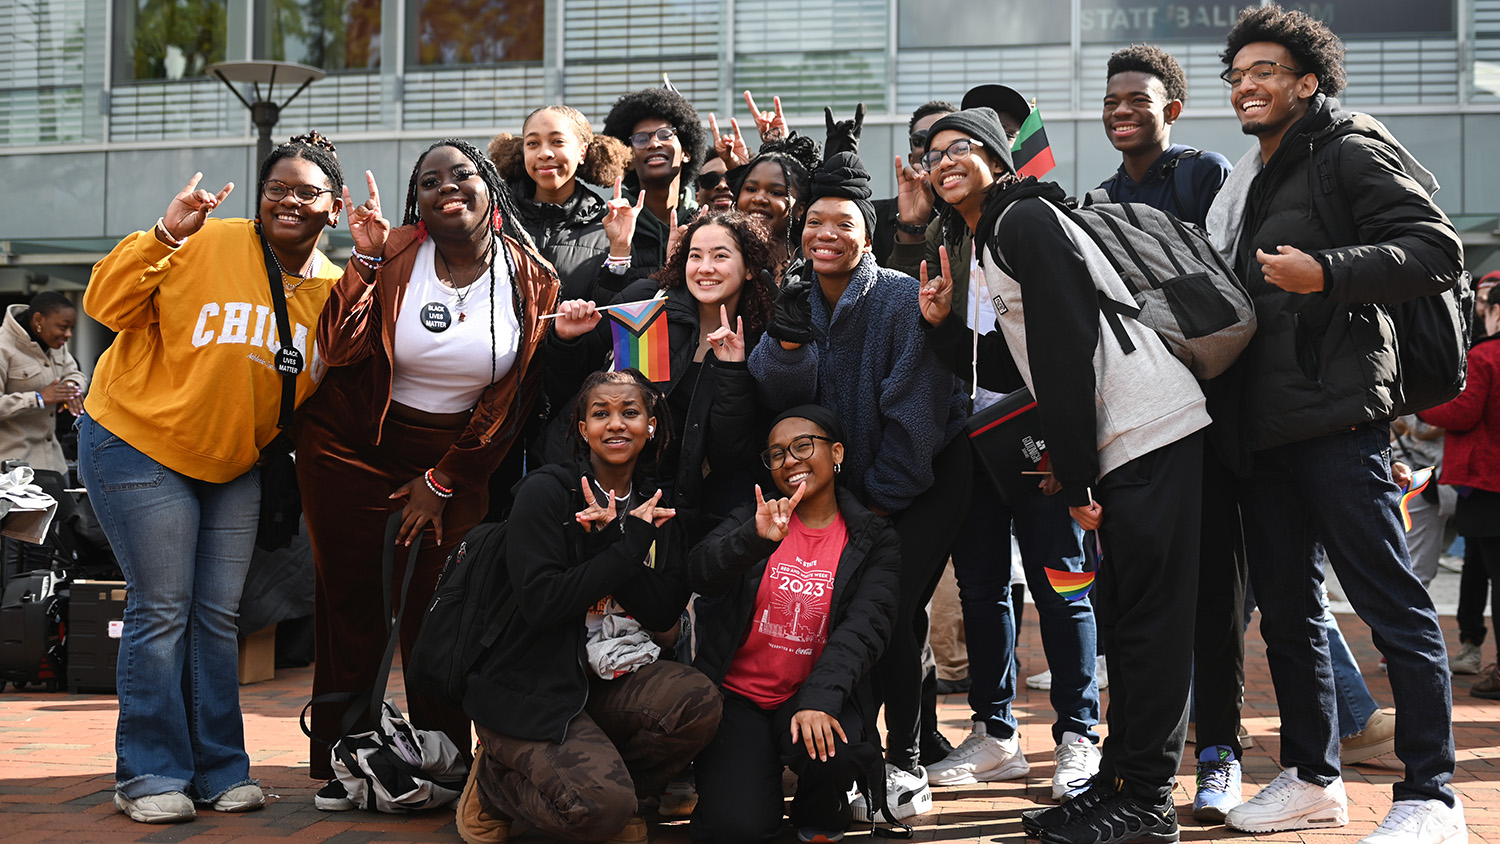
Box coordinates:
[926,108,1015,176]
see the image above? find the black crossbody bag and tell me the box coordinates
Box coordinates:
[255,224,305,551]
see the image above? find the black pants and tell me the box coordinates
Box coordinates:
[1093,431,1203,801]
[873,434,973,770]
[1192,448,1248,755]
[1457,539,1491,646]
[692,691,866,843]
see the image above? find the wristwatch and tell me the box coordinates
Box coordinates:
[895,218,929,237]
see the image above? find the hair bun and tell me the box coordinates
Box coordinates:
[289,130,337,157]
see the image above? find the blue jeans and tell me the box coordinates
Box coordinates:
[948,471,1099,743]
[1243,423,1455,805]
[1321,584,1379,739]
[77,415,260,801]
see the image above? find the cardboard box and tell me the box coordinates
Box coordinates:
[237,624,277,685]
[67,580,127,694]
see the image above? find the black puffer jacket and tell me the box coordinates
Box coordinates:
[465,462,690,743]
[1237,95,1464,450]
[690,487,900,718]
[509,180,614,302]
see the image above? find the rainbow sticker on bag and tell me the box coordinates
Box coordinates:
[1398,466,1435,532]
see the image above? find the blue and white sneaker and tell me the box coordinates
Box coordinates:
[1192,746,1242,823]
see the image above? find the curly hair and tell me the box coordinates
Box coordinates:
[601,87,707,188]
[569,369,672,472]
[909,100,958,133]
[1107,44,1188,102]
[653,210,776,337]
[256,130,344,198]
[1222,3,1346,96]
[488,105,633,191]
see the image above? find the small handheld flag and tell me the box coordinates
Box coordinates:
[1398,466,1436,532]
[1012,100,1055,179]
[608,293,671,382]
[1046,531,1100,602]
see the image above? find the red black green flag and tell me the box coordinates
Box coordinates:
[1012,105,1055,179]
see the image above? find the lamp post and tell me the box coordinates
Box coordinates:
[205,60,327,168]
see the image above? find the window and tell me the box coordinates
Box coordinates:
[899,0,1069,48]
[112,0,227,82]
[410,0,544,66]
[258,0,382,70]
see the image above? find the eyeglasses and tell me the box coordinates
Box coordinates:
[262,180,335,203]
[696,171,730,191]
[918,138,984,173]
[908,128,931,152]
[1220,60,1306,89]
[761,434,835,471]
[629,126,678,149]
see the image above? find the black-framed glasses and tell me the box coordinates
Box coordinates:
[908,128,931,152]
[697,171,730,191]
[918,138,984,172]
[262,180,335,204]
[761,434,835,470]
[629,126,678,149]
[1220,60,1306,89]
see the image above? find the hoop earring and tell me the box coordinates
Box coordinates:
[833,462,842,474]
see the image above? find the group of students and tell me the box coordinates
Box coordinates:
[70,4,1483,844]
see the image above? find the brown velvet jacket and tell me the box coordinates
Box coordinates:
[317,224,559,491]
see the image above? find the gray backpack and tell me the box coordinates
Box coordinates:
[995,189,1256,379]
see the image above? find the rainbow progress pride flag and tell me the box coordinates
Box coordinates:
[608,295,670,382]
[1398,465,1436,532]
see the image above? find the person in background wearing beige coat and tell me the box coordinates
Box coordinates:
[0,291,87,474]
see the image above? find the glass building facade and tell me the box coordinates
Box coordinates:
[2,0,1498,363]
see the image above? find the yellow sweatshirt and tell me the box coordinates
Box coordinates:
[84,217,339,483]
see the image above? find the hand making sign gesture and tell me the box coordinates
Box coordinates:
[160,172,235,242]
[918,245,955,326]
[343,170,392,258]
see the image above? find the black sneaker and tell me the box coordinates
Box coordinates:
[1037,793,1179,844]
[315,779,355,812]
[1022,779,1115,837]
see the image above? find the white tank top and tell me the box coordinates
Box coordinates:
[391,239,520,413]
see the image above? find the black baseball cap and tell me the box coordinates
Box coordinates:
[962,84,1031,125]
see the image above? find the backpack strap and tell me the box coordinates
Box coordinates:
[1162,148,1205,223]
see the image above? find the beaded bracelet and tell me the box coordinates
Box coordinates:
[425,468,454,499]
[154,217,184,248]
[351,250,384,270]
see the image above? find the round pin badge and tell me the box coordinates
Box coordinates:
[276,346,304,376]
[421,302,453,332]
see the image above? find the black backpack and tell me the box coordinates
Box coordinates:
[1307,127,1473,415]
[407,521,517,710]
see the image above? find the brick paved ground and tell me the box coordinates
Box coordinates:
[3,609,1496,843]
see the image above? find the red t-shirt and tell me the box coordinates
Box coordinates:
[722,513,847,709]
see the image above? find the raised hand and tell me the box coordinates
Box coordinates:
[744,91,789,144]
[754,482,805,542]
[162,172,234,241]
[343,170,391,255]
[823,103,866,157]
[705,304,746,362]
[665,208,688,264]
[575,476,619,532]
[708,113,752,169]
[604,176,646,257]
[894,155,934,234]
[553,299,602,341]
[629,489,676,528]
[918,245,955,326]
[766,268,815,347]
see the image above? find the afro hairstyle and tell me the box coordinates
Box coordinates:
[488,105,632,190]
[1221,3,1346,97]
[908,100,958,133]
[1107,44,1188,103]
[601,87,708,189]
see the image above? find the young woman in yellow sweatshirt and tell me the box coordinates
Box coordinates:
[78,133,344,825]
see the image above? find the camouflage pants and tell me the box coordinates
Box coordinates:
[474,660,722,841]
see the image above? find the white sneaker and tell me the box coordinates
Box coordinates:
[1096,654,1109,690]
[1026,669,1053,690]
[1226,768,1348,833]
[850,763,932,823]
[925,722,1030,785]
[1051,731,1101,800]
[114,791,196,824]
[1359,798,1467,844]
[1450,642,1482,675]
[211,783,265,813]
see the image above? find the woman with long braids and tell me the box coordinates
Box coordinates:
[296,139,559,808]
[80,132,344,824]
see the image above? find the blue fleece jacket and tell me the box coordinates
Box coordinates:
[748,254,967,512]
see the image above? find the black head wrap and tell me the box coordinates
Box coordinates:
[771,404,847,445]
[927,108,1015,176]
[809,151,876,235]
